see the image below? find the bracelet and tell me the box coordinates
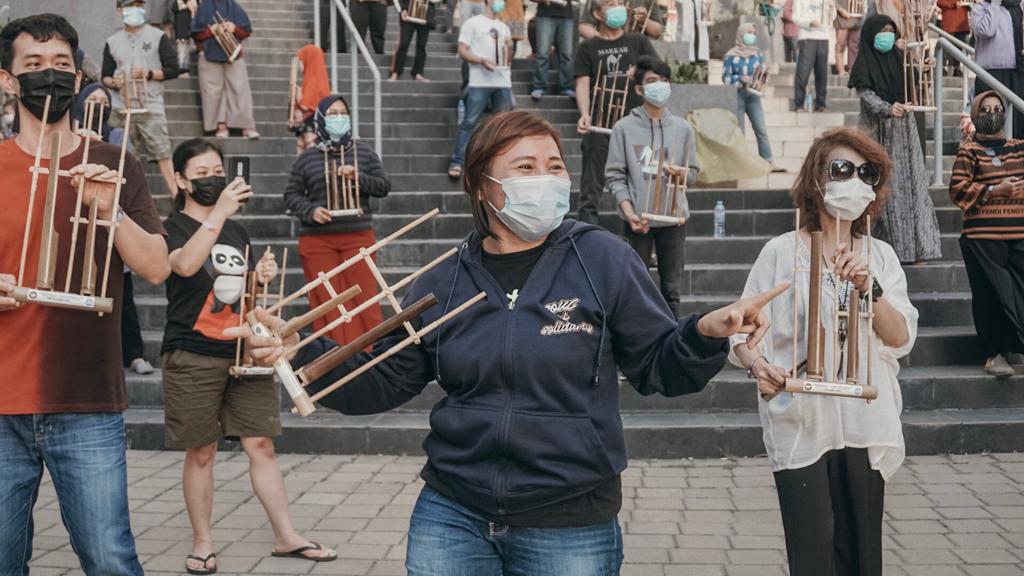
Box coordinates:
[200,220,219,233]
[746,355,766,380]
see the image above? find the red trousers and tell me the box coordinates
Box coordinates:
[297,229,384,346]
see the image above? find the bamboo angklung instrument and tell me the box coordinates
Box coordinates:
[323,145,363,218]
[628,0,657,35]
[783,212,878,401]
[404,0,430,24]
[846,0,866,18]
[287,57,299,124]
[746,64,769,97]
[8,100,130,314]
[212,11,243,62]
[901,0,936,111]
[589,58,630,135]
[641,143,689,226]
[121,62,150,115]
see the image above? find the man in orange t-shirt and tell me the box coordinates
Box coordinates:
[0,14,169,575]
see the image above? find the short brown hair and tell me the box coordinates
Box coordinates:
[463,111,564,237]
[790,127,892,238]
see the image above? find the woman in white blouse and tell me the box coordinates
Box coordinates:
[729,127,918,576]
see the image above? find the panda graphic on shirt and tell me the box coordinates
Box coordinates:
[193,243,250,340]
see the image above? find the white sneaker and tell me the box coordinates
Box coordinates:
[130,358,155,375]
[985,355,1015,379]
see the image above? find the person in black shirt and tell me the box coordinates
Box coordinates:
[574,0,658,226]
[530,0,577,101]
[390,0,436,81]
[162,139,337,574]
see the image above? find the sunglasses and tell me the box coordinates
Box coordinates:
[828,159,880,187]
[979,105,1006,114]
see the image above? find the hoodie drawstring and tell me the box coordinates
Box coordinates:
[434,242,467,384]
[570,236,606,386]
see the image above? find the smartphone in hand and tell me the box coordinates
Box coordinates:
[227,156,251,203]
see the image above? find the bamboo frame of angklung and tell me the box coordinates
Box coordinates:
[627,0,657,36]
[246,210,464,414]
[119,61,150,115]
[489,29,509,69]
[212,11,243,62]
[404,0,431,25]
[640,143,689,226]
[323,144,362,218]
[846,0,866,18]
[782,209,878,401]
[230,246,291,378]
[745,64,769,98]
[901,0,937,112]
[697,0,713,25]
[9,97,131,315]
[287,56,299,124]
[588,58,630,135]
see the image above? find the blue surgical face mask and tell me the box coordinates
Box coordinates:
[491,0,506,13]
[605,5,628,29]
[122,6,146,27]
[874,31,896,53]
[642,81,671,108]
[484,174,572,242]
[742,33,757,46]
[325,114,351,140]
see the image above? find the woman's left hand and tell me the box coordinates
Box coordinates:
[833,243,870,293]
[697,283,790,347]
[256,250,278,284]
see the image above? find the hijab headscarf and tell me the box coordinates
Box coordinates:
[73,83,114,142]
[972,90,1007,145]
[315,94,353,150]
[724,23,760,59]
[297,45,330,115]
[848,14,905,104]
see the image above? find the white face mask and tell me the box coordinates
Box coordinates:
[484,174,572,242]
[823,178,876,221]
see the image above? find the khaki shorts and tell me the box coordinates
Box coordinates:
[108,108,173,161]
[162,349,282,449]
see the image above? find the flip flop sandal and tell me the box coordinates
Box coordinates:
[271,542,338,562]
[447,163,463,179]
[185,552,217,575]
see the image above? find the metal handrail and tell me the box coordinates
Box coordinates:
[931,37,1024,186]
[927,23,974,55]
[316,0,384,158]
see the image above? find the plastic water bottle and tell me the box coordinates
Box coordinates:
[457,99,465,124]
[714,201,726,239]
[804,94,813,112]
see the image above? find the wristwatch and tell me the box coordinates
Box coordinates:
[861,278,884,302]
[146,69,154,81]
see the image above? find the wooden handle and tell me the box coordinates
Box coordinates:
[297,293,438,385]
[846,289,861,384]
[278,284,362,339]
[806,231,823,379]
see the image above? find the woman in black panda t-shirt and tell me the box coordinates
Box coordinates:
[161,138,338,574]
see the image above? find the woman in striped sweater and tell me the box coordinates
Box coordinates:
[283,94,391,345]
[950,91,1024,377]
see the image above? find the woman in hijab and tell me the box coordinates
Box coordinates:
[282,95,392,346]
[848,14,941,263]
[950,91,1024,377]
[73,83,126,147]
[191,0,260,139]
[722,22,783,171]
[289,45,331,153]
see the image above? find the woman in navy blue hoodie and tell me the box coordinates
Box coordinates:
[235,111,786,575]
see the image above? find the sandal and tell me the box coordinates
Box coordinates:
[185,553,217,575]
[271,541,337,562]
[447,163,463,179]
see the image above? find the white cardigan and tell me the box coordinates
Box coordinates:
[728,231,918,481]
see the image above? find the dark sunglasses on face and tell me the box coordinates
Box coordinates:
[979,105,1005,114]
[828,159,880,187]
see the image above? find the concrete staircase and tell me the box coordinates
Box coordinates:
[126,0,1024,457]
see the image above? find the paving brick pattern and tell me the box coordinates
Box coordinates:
[26,451,1024,575]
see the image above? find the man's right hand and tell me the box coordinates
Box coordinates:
[211,177,253,221]
[627,213,650,234]
[0,273,18,312]
[312,207,333,224]
[577,114,591,134]
[481,59,496,71]
[222,307,300,365]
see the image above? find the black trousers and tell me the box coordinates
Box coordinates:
[578,130,610,226]
[351,0,388,54]
[392,20,429,76]
[774,448,885,576]
[976,69,1024,140]
[794,39,829,109]
[960,236,1024,358]
[623,223,686,306]
[784,36,799,63]
[319,0,349,52]
[121,272,145,366]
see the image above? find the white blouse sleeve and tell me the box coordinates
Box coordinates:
[728,238,781,368]
[875,239,919,361]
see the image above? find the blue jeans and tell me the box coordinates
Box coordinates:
[451,86,514,165]
[406,486,623,575]
[737,89,773,162]
[0,414,142,576]
[532,16,574,92]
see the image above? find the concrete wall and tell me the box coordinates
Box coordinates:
[9,1,121,68]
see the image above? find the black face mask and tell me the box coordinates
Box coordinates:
[17,68,77,123]
[189,176,227,206]
[975,111,1006,135]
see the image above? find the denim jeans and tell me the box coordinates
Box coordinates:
[0,413,142,576]
[451,86,514,165]
[737,89,773,162]
[406,486,623,576]
[532,16,574,92]
[794,38,828,109]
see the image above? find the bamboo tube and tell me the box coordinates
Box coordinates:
[806,231,823,379]
[98,108,134,314]
[18,94,51,287]
[67,102,97,293]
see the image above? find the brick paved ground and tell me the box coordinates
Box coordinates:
[25,451,1024,575]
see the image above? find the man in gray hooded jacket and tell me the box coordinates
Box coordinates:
[605,55,699,308]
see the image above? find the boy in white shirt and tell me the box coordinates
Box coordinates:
[448,0,513,178]
[791,0,835,112]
